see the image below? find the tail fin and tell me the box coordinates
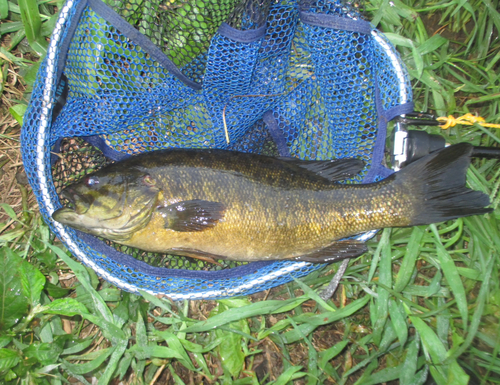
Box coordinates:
[395,143,492,226]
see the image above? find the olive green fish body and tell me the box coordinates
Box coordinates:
[52,145,492,263]
[123,172,409,260]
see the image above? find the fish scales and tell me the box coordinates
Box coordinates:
[126,167,409,260]
[52,145,492,263]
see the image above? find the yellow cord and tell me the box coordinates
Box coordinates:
[437,113,500,130]
[222,92,284,144]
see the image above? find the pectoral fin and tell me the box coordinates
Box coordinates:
[158,200,226,232]
[294,240,368,263]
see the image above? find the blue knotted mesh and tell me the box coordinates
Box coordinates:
[21,0,413,299]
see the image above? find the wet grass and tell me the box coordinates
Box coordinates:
[0,0,499,383]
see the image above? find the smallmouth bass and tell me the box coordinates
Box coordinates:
[52,144,492,263]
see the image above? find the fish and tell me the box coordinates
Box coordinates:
[52,143,492,263]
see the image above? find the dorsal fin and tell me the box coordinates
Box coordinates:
[122,149,364,189]
[277,157,364,182]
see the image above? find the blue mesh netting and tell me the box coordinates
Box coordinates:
[21,0,413,299]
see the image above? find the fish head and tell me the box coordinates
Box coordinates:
[52,167,160,241]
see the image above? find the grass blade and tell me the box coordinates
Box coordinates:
[292,296,370,326]
[183,297,307,333]
[389,299,408,347]
[271,366,305,385]
[17,0,47,55]
[446,237,496,361]
[373,228,392,345]
[410,315,469,385]
[156,331,196,371]
[430,225,468,332]
[62,347,115,375]
[98,339,127,385]
[318,340,348,370]
[0,0,8,19]
[394,226,424,292]
[400,337,419,385]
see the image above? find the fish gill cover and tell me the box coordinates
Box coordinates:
[21,0,414,298]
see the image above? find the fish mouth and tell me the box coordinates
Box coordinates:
[61,189,75,205]
[52,188,92,226]
[52,206,103,236]
[52,206,80,227]
[60,188,91,215]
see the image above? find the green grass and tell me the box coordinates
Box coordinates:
[0,0,499,383]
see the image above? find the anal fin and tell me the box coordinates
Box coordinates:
[168,248,224,266]
[293,240,368,263]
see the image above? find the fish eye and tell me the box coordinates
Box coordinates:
[84,176,99,187]
[142,175,156,187]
